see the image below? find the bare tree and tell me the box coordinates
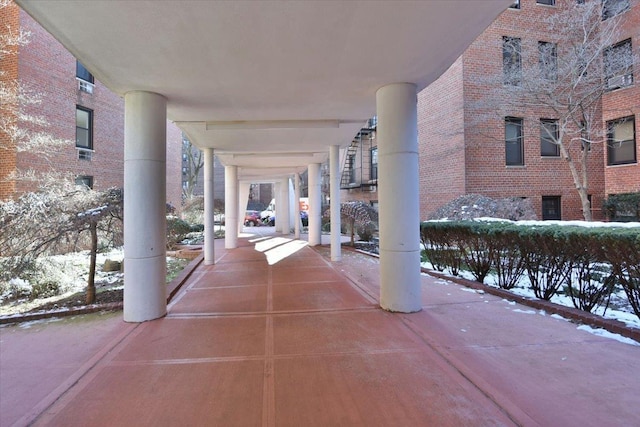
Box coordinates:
[1,1,72,200]
[1,2,122,303]
[473,0,637,221]
[332,201,378,246]
[0,179,123,303]
[181,135,204,200]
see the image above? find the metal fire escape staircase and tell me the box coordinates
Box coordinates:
[340,117,377,190]
[340,143,359,189]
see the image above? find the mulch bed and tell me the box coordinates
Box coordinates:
[28,288,123,313]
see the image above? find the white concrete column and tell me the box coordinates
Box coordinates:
[377,83,421,313]
[203,147,215,265]
[274,182,282,232]
[238,181,251,234]
[329,145,342,261]
[308,163,322,246]
[280,177,290,234]
[224,165,238,249]
[123,91,167,322]
[287,176,300,237]
[294,173,301,239]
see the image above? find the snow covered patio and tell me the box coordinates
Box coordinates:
[2,229,640,426]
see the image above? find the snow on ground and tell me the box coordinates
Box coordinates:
[577,325,640,346]
[427,217,640,229]
[422,218,640,345]
[432,265,640,331]
[0,249,127,315]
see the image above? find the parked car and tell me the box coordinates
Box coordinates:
[265,214,275,226]
[244,210,261,226]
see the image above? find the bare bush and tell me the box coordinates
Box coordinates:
[429,194,537,221]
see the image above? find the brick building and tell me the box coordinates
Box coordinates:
[0,1,182,207]
[417,0,639,221]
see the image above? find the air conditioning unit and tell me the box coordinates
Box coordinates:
[78,79,95,94]
[78,148,93,161]
[607,74,633,90]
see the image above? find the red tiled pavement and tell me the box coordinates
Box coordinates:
[2,228,640,426]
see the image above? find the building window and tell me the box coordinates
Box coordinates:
[580,120,591,151]
[370,147,378,181]
[505,117,524,166]
[602,0,630,20]
[538,41,557,81]
[76,61,94,83]
[537,0,555,5]
[607,116,636,165]
[604,39,633,90]
[542,196,561,220]
[75,175,94,189]
[510,0,520,9]
[76,106,93,149]
[540,119,560,157]
[503,37,522,86]
[347,154,356,184]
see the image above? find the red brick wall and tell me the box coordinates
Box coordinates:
[0,1,20,199]
[3,5,184,209]
[15,8,125,193]
[418,56,466,220]
[418,0,613,220]
[602,0,640,197]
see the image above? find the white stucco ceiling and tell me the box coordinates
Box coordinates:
[17,0,511,181]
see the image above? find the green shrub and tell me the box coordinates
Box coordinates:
[167,216,192,249]
[420,220,640,315]
[30,281,61,300]
[603,192,640,222]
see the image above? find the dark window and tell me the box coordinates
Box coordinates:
[347,154,356,184]
[607,116,636,165]
[581,120,591,151]
[505,117,524,166]
[370,147,378,181]
[75,175,93,189]
[602,0,630,20]
[510,0,520,8]
[542,196,561,220]
[538,41,558,81]
[604,39,633,90]
[76,106,93,149]
[540,119,560,157]
[537,0,555,5]
[503,37,522,86]
[76,61,94,83]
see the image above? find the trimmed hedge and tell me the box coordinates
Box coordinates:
[420,220,640,318]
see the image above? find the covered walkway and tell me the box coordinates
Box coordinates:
[3,231,639,426]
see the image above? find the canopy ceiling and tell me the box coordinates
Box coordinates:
[17,0,511,181]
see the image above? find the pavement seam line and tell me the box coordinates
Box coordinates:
[398,314,534,427]
[262,264,276,427]
[16,321,141,427]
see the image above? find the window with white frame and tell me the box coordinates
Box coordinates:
[370,147,378,181]
[604,39,634,90]
[607,116,636,165]
[75,175,94,189]
[602,0,630,20]
[505,117,524,166]
[503,37,522,86]
[538,41,558,81]
[76,106,93,149]
[540,119,560,157]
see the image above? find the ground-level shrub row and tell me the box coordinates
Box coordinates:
[420,221,640,319]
